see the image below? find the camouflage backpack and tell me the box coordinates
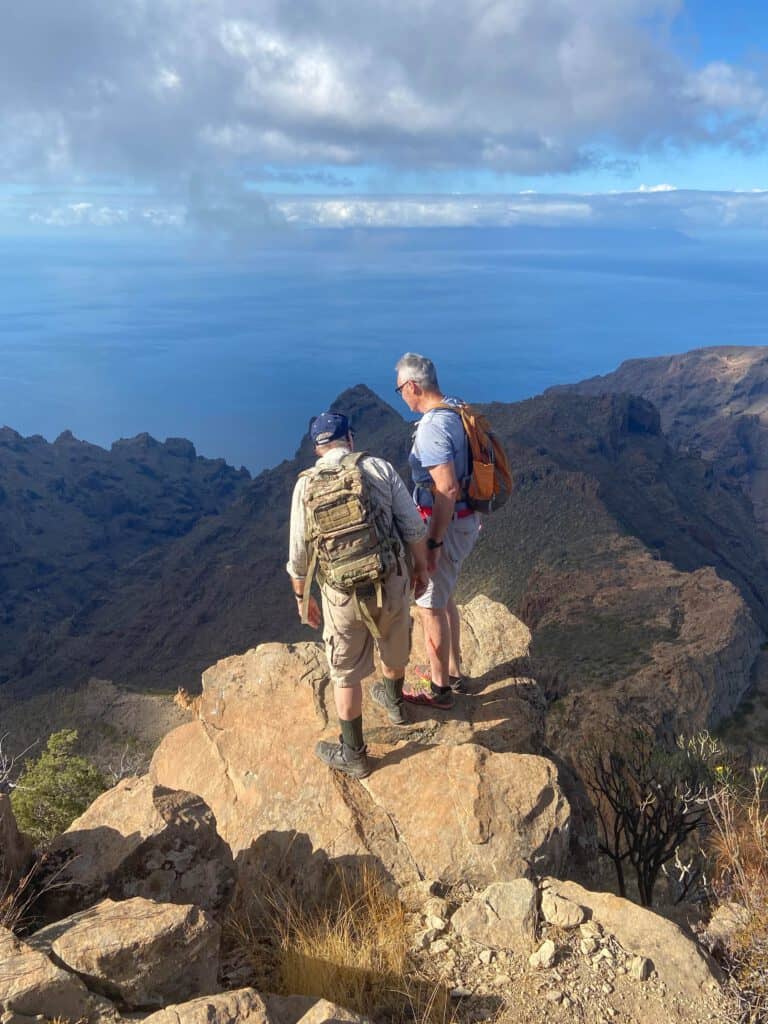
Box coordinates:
[300,451,403,636]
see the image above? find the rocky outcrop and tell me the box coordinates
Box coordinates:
[545,564,764,754]
[43,778,234,921]
[149,598,568,894]
[28,897,220,1009]
[540,878,721,1002]
[0,925,116,1021]
[0,795,32,883]
[559,346,768,528]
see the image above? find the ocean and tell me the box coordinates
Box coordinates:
[1,228,767,473]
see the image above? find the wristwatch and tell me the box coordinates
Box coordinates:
[426,538,444,550]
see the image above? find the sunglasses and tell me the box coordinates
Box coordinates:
[395,379,415,394]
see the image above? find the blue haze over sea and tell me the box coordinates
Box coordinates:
[2,228,767,474]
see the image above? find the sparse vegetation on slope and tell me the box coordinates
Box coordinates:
[11,729,107,844]
[228,866,450,1023]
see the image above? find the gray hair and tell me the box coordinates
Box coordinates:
[395,352,439,391]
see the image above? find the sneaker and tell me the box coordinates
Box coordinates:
[315,737,371,779]
[449,674,468,694]
[402,674,455,710]
[371,682,409,726]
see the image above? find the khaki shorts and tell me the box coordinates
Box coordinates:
[416,513,481,610]
[321,572,412,688]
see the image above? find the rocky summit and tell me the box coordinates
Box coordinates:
[0,595,727,1024]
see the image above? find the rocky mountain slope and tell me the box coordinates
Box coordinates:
[556,345,768,529]
[5,356,768,754]
[0,427,250,690]
[0,386,411,702]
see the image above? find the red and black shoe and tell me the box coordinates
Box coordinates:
[402,668,455,710]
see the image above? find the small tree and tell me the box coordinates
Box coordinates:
[11,729,107,846]
[584,729,713,907]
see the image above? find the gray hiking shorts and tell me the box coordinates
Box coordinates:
[416,513,481,610]
[321,572,411,688]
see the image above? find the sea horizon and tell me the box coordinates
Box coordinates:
[2,226,767,474]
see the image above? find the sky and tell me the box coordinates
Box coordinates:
[1,0,767,235]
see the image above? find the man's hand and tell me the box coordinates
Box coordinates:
[411,568,429,600]
[298,595,322,629]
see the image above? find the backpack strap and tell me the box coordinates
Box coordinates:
[424,402,472,499]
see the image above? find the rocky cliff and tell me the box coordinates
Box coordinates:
[556,345,768,529]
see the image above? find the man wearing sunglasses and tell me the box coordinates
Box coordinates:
[395,353,481,708]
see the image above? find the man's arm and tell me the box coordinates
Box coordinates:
[286,476,321,628]
[387,463,429,596]
[426,461,460,570]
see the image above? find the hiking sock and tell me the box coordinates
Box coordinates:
[340,714,365,751]
[383,676,404,705]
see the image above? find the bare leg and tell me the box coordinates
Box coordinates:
[381,662,406,680]
[447,597,462,678]
[418,607,450,687]
[334,682,363,721]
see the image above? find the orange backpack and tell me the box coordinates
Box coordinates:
[435,402,513,513]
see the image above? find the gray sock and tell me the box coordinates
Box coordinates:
[340,715,365,751]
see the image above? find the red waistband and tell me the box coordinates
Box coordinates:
[417,505,474,522]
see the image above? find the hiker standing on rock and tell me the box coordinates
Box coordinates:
[395,353,482,708]
[287,412,429,778]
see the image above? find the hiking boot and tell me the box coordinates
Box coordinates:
[449,674,468,694]
[402,679,455,710]
[371,682,409,726]
[315,736,372,779]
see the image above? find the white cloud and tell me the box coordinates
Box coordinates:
[11,188,768,234]
[1,0,767,184]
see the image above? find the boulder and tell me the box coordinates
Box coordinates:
[540,888,586,929]
[27,897,220,1010]
[0,795,32,883]
[150,613,568,894]
[142,988,271,1024]
[0,925,116,1021]
[528,938,556,969]
[42,777,234,920]
[450,880,538,951]
[540,878,721,1001]
[142,990,366,1024]
[407,595,542,754]
[294,999,368,1024]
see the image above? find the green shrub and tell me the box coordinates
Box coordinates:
[11,729,107,845]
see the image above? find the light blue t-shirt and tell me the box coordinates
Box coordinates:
[409,397,470,509]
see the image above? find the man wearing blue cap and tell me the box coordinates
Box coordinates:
[287,411,428,778]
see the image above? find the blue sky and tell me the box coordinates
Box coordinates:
[0,1,767,233]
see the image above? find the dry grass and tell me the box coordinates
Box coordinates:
[0,859,40,933]
[705,766,768,1023]
[227,864,453,1023]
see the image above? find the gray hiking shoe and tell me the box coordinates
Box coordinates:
[371,682,409,726]
[315,736,372,779]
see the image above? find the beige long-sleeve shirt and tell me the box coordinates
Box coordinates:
[286,446,426,580]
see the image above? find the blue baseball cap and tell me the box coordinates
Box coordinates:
[310,411,350,446]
